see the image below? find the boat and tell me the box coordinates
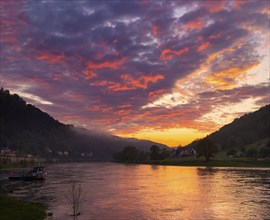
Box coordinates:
[8,166,47,181]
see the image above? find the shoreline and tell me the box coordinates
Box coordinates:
[114,159,270,168]
[2,159,269,170]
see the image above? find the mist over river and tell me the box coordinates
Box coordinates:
[1,163,270,220]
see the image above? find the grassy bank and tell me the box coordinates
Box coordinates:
[0,194,46,220]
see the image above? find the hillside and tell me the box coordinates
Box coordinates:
[185,104,270,150]
[0,88,167,160]
[210,105,270,149]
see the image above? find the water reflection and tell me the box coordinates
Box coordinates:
[0,163,269,220]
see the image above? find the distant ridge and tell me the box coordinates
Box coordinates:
[184,104,270,150]
[0,88,167,160]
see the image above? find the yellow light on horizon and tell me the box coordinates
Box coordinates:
[118,128,209,147]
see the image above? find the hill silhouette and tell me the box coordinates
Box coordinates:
[210,104,270,149]
[0,88,167,160]
[184,104,270,150]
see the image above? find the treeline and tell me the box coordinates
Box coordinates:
[113,145,172,163]
[114,139,220,163]
[115,137,270,164]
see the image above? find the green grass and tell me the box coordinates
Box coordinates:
[244,137,270,150]
[0,194,46,220]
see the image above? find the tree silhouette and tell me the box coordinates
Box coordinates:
[196,138,218,162]
[65,183,86,218]
[175,147,182,157]
[150,145,160,160]
[113,146,146,162]
[122,146,139,162]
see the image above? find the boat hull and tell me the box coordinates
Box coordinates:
[8,166,47,181]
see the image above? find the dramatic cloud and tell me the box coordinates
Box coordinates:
[1,0,269,146]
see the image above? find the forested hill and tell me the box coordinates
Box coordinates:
[0,88,167,160]
[185,104,270,150]
[209,104,270,149]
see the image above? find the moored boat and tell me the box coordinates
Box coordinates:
[8,166,47,181]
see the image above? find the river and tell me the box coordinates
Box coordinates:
[1,163,270,220]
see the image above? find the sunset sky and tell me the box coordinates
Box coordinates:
[1,0,269,146]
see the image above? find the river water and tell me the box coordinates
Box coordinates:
[1,163,270,220]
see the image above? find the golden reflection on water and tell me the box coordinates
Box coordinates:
[4,163,269,220]
[123,165,202,220]
[102,165,269,220]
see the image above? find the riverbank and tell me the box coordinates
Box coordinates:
[0,193,46,220]
[115,157,270,168]
[147,158,270,167]
[0,162,36,170]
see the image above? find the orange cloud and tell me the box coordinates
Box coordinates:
[207,63,259,89]
[202,0,226,13]
[36,51,65,64]
[184,18,206,30]
[83,58,127,80]
[108,83,135,91]
[82,70,97,79]
[121,74,164,89]
[84,105,113,113]
[90,80,112,87]
[90,74,164,92]
[160,48,189,60]
[209,32,222,39]
[142,74,164,85]
[114,109,133,116]
[261,8,270,16]
[151,24,159,37]
[90,80,134,91]
[66,92,82,99]
[148,89,167,99]
[232,0,246,10]
[118,104,132,109]
[86,58,126,70]
[197,41,210,52]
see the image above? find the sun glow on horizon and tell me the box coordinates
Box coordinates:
[117,128,209,147]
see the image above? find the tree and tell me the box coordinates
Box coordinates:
[113,146,139,162]
[150,145,160,160]
[159,148,170,160]
[65,183,86,219]
[196,138,218,162]
[175,147,182,157]
[122,146,139,162]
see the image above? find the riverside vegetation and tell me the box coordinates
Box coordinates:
[0,194,46,220]
[113,138,270,167]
